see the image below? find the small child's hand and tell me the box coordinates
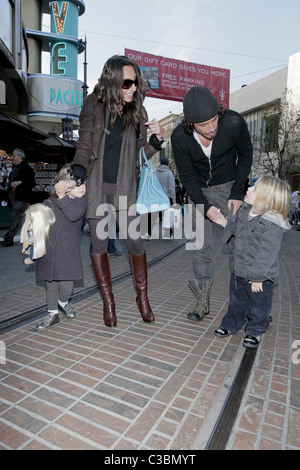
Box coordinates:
[249,281,263,293]
[214,211,227,227]
[65,180,76,192]
[54,180,66,198]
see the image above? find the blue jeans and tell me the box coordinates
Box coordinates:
[29,244,34,261]
[221,272,274,336]
[108,238,116,253]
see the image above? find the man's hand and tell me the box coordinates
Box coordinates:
[206,206,221,222]
[11,181,22,189]
[228,199,242,215]
[213,210,227,227]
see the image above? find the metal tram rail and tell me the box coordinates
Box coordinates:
[0,240,257,450]
[0,241,186,333]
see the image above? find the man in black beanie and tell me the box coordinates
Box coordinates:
[171,86,252,322]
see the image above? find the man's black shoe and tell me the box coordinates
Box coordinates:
[0,240,14,247]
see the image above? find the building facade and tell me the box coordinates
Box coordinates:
[157,52,300,191]
[25,0,86,135]
[0,0,29,120]
[0,0,86,136]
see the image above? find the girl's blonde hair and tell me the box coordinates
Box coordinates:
[50,164,72,197]
[20,204,56,259]
[252,175,291,219]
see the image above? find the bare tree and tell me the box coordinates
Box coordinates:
[253,90,300,180]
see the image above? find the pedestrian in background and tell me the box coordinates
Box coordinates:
[0,148,35,247]
[289,190,300,228]
[154,157,176,239]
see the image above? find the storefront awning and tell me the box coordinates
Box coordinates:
[0,111,76,161]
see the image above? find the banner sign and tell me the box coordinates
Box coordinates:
[125,49,230,107]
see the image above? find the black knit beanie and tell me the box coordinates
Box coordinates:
[183,86,220,123]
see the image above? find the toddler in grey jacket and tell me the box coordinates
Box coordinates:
[213,175,291,348]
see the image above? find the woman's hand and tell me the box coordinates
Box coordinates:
[145,120,164,140]
[54,180,76,199]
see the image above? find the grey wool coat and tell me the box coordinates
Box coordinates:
[72,94,160,218]
[36,196,87,282]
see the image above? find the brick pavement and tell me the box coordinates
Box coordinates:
[0,231,299,450]
[225,233,300,450]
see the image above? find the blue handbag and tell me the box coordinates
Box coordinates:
[136,147,171,214]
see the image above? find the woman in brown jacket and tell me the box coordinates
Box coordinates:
[70,55,164,328]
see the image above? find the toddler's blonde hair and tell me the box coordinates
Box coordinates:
[20,204,56,259]
[252,175,291,219]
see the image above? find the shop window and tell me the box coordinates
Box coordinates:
[262,113,280,152]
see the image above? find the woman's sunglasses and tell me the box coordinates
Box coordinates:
[122,78,138,89]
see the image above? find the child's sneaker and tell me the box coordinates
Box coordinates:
[58,303,76,319]
[214,326,232,337]
[243,334,261,349]
[36,313,59,330]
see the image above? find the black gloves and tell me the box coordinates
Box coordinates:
[149,133,165,150]
[70,165,87,186]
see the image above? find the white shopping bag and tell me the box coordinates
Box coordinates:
[162,208,181,229]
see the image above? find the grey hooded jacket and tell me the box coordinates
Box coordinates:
[154,165,176,203]
[224,203,291,282]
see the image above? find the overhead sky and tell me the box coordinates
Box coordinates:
[44,0,300,119]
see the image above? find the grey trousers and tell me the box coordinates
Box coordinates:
[45,280,74,311]
[190,181,234,280]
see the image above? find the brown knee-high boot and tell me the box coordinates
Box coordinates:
[90,253,117,327]
[130,252,155,323]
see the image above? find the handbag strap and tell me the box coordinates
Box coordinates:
[139,147,153,169]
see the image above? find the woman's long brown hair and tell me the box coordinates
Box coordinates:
[93,55,147,129]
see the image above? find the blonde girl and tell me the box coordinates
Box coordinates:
[214,175,291,349]
[20,204,55,264]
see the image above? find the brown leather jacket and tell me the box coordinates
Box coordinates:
[72,94,159,217]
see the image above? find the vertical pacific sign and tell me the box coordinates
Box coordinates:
[125,49,230,108]
[26,0,85,128]
[50,1,79,78]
